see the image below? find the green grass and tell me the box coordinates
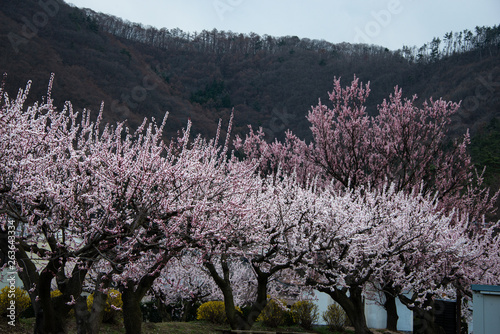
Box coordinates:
[3,317,361,334]
[3,318,229,334]
[142,321,230,334]
[311,326,355,334]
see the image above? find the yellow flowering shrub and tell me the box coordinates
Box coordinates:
[196,300,242,324]
[87,289,123,322]
[290,300,319,330]
[256,298,291,328]
[0,286,31,317]
[322,303,348,332]
[87,289,122,312]
[50,289,62,298]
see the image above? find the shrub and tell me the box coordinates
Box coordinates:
[290,300,319,330]
[50,290,62,298]
[0,286,31,318]
[257,298,291,328]
[322,303,348,332]
[196,300,242,324]
[197,301,227,324]
[87,289,123,323]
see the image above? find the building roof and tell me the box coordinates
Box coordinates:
[471,284,500,293]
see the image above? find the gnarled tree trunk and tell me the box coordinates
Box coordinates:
[400,293,446,334]
[74,296,90,334]
[87,290,107,334]
[204,253,269,330]
[2,223,95,334]
[319,285,372,334]
[383,285,399,331]
[122,287,145,334]
[120,264,165,334]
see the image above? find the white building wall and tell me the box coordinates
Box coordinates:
[312,290,334,325]
[0,271,23,291]
[313,288,413,331]
[364,287,413,332]
[472,285,500,334]
[396,294,413,332]
[365,296,387,329]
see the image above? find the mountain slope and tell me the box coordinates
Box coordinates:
[1,0,499,144]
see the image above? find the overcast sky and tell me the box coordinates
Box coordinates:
[67,0,499,50]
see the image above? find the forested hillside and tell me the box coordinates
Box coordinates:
[1,0,499,190]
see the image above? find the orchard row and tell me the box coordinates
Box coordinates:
[1,74,498,334]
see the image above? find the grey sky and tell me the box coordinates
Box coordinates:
[67,0,500,50]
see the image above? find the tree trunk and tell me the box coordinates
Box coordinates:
[383,288,399,331]
[120,269,162,334]
[3,227,93,334]
[74,296,90,334]
[320,285,372,334]
[82,273,110,334]
[122,288,144,334]
[39,263,66,334]
[413,306,446,334]
[400,294,446,334]
[118,252,174,333]
[203,255,269,330]
[246,273,269,327]
[0,232,42,334]
[224,292,251,330]
[213,263,251,330]
[88,288,108,334]
[41,263,90,334]
[181,299,194,322]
